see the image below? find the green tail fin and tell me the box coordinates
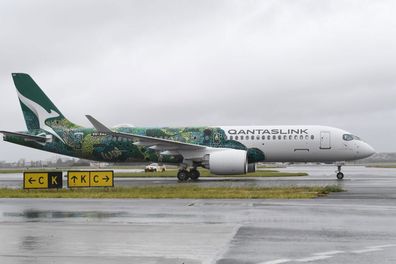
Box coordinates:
[12,73,79,133]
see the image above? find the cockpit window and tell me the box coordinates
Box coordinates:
[343,134,360,141]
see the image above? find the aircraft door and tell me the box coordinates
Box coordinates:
[320,131,331,149]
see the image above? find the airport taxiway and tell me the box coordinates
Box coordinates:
[0,165,395,263]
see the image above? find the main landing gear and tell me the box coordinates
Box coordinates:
[336,164,344,180]
[177,168,200,182]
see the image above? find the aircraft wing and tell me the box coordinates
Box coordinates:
[85,115,206,153]
[0,131,47,143]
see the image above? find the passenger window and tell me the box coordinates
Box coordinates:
[278,135,282,140]
[262,135,265,140]
[257,135,260,140]
[241,135,244,140]
[289,135,292,140]
[294,135,298,140]
[273,135,276,140]
[251,136,254,140]
[300,135,303,140]
[230,135,233,140]
[235,136,239,140]
[283,135,287,140]
[267,135,271,140]
[311,135,314,140]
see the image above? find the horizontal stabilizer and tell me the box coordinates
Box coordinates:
[0,131,48,143]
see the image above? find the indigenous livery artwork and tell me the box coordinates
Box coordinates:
[1,73,375,181]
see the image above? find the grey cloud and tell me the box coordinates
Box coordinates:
[0,0,395,161]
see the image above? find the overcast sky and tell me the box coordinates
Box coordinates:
[1,0,396,162]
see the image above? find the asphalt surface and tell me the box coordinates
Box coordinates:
[0,165,396,263]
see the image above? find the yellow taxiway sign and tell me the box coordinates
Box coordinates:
[90,171,114,187]
[67,171,90,188]
[67,171,114,188]
[23,172,63,189]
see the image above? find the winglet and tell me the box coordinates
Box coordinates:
[85,115,112,133]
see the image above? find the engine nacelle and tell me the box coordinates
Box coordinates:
[247,163,256,173]
[207,149,248,175]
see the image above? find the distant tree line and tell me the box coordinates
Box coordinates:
[0,158,91,168]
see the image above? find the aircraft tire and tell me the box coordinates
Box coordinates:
[189,169,200,181]
[177,170,190,182]
[336,172,344,180]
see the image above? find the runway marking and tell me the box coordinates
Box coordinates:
[209,224,241,264]
[313,250,344,256]
[368,244,396,249]
[351,248,383,254]
[259,259,291,264]
[295,255,333,262]
[350,244,396,254]
[260,244,396,264]
[252,201,396,211]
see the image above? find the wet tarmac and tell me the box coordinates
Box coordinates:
[0,165,396,263]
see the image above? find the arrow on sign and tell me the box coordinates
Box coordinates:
[103,176,110,182]
[28,178,36,184]
[71,176,78,183]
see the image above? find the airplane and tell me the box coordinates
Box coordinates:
[1,73,375,181]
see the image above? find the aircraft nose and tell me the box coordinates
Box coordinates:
[359,142,376,159]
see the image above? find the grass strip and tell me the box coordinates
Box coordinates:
[0,169,43,174]
[0,169,308,178]
[366,165,396,168]
[115,169,307,178]
[0,185,342,199]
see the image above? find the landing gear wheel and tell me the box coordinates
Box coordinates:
[177,170,190,182]
[336,164,344,180]
[189,169,200,181]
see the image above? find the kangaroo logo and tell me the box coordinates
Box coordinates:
[17,90,65,143]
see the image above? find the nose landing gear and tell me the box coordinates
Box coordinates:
[336,164,344,180]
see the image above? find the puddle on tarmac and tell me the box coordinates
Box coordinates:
[3,210,128,219]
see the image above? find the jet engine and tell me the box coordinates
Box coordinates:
[205,149,248,175]
[247,163,256,173]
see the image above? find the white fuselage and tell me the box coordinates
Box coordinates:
[219,125,375,162]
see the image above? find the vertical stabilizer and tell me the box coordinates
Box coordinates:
[12,73,79,139]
